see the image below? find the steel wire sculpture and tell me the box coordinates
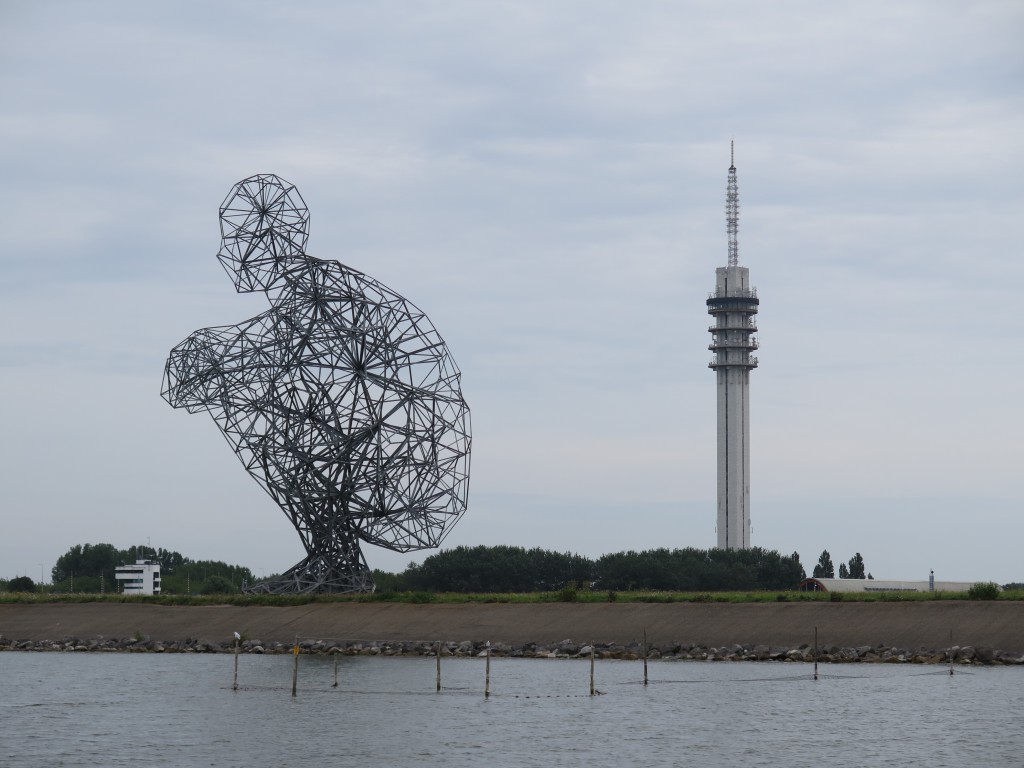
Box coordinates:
[161,174,471,593]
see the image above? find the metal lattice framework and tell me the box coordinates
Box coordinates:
[726,139,740,267]
[162,174,471,594]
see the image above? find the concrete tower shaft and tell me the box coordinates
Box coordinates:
[707,144,758,549]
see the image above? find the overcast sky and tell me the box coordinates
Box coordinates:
[2,1,1022,586]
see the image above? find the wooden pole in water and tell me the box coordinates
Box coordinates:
[292,636,300,697]
[643,629,649,687]
[436,641,442,692]
[484,641,491,698]
[949,628,954,676]
[813,626,818,681]
[332,652,339,688]
[232,636,240,691]
[589,642,596,696]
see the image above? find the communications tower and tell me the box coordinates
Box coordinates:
[707,142,758,549]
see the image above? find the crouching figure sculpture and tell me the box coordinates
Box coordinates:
[162,174,471,593]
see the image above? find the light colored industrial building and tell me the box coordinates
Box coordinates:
[708,144,758,549]
[798,577,984,594]
[114,559,161,595]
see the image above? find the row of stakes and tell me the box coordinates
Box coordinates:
[230,627,959,696]
[230,633,640,697]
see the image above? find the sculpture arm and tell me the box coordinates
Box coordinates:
[161,327,236,412]
[161,315,280,413]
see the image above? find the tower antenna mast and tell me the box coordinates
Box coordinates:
[727,140,739,267]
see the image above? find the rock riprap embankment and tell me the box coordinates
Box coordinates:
[2,635,1022,665]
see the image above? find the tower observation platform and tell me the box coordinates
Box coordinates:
[707,143,758,550]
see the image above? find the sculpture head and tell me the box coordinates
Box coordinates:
[217,173,310,292]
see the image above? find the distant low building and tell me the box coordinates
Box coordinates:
[114,559,161,595]
[798,577,981,594]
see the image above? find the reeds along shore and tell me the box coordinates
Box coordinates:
[2,635,1023,665]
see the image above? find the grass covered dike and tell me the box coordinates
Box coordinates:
[2,584,1018,607]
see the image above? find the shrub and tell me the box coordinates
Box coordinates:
[967,582,1000,601]
[646,592,675,603]
[358,590,396,602]
[557,586,578,602]
[7,576,35,593]
[829,592,843,602]
[202,575,235,594]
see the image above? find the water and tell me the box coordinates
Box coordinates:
[2,653,1021,767]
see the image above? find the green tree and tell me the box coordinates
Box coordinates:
[812,550,835,579]
[371,569,407,592]
[405,545,804,593]
[593,547,803,591]
[201,575,235,594]
[161,560,254,594]
[52,542,121,584]
[8,576,36,592]
[790,552,806,580]
[838,562,849,579]
[847,552,866,579]
[50,542,253,594]
[406,545,594,593]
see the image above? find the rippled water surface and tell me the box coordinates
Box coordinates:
[2,653,1021,767]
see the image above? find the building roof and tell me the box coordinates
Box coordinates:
[798,578,981,593]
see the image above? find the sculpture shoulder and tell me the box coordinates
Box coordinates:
[272,255,405,309]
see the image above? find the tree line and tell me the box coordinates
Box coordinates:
[45,542,254,594]
[810,550,872,579]
[5,543,873,596]
[378,545,807,593]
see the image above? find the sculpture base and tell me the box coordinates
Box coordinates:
[243,552,375,595]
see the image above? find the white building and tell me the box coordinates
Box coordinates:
[798,577,983,594]
[114,559,161,595]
